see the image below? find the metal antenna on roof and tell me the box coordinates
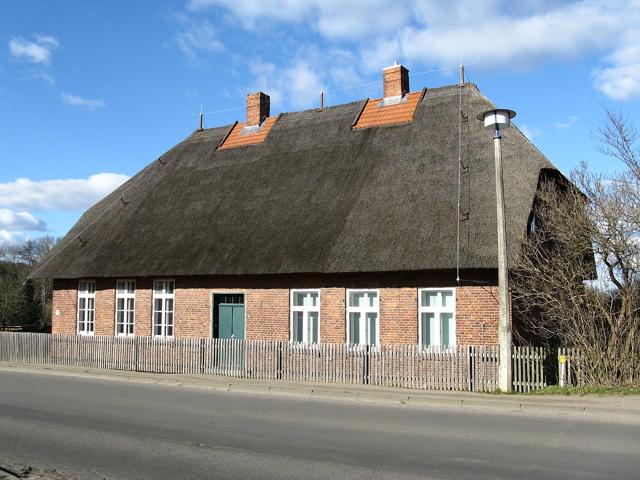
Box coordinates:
[383,41,387,68]
[199,104,203,130]
[459,64,465,87]
[320,81,324,110]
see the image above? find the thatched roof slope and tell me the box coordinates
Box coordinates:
[32,84,558,279]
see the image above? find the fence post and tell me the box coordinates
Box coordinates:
[134,335,139,372]
[363,344,371,385]
[468,346,475,392]
[198,338,204,374]
[277,341,283,380]
[559,348,567,387]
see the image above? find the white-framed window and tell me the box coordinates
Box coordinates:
[346,289,379,346]
[115,280,135,336]
[152,279,174,338]
[290,289,320,344]
[77,280,96,336]
[419,288,456,347]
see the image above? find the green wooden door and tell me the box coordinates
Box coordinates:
[218,303,245,340]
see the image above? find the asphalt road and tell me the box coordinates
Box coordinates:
[1,370,639,480]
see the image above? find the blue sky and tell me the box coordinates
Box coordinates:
[1,0,639,245]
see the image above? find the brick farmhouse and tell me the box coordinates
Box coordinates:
[32,65,564,348]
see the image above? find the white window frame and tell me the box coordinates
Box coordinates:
[77,280,96,336]
[346,289,380,346]
[115,280,136,337]
[418,288,456,348]
[152,279,175,338]
[290,289,321,344]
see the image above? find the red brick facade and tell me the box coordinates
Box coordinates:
[51,276,503,345]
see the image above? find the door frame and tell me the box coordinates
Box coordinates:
[210,291,246,339]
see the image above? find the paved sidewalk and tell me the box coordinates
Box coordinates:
[1,361,639,421]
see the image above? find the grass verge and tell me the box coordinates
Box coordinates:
[528,385,640,396]
[488,385,640,395]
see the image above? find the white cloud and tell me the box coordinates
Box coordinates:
[551,115,578,129]
[313,1,410,40]
[361,39,402,73]
[174,15,225,62]
[0,230,28,247]
[62,93,106,110]
[593,44,640,100]
[0,173,130,211]
[189,0,309,22]
[33,35,59,48]
[8,35,59,64]
[247,47,364,110]
[0,209,47,231]
[251,60,321,109]
[399,2,620,69]
[188,0,409,39]
[519,124,543,140]
[195,0,640,101]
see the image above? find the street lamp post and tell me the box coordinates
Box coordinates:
[478,108,516,392]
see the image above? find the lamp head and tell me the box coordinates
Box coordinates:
[477,109,516,129]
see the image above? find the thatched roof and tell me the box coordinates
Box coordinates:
[32,83,559,279]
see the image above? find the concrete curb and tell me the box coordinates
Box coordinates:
[2,362,639,421]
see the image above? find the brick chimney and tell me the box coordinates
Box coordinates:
[383,63,409,99]
[246,91,270,126]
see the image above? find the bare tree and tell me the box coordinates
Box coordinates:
[0,246,25,330]
[513,110,640,386]
[29,236,58,325]
[0,236,58,329]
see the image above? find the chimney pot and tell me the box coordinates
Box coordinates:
[246,91,270,126]
[383,64,409,99]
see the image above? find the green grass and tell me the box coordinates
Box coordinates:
[488,385,640,395]
[528,385,640,396]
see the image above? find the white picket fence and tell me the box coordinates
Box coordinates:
[0,332,500,392]
[512,346,550,393]
[557,347,584,388]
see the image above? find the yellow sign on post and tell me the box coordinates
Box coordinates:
[559,355,567,364]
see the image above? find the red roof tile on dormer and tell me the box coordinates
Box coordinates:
[217,117,277,150]
[353,92,422,130]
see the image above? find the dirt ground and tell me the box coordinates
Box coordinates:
[0,462,82,480]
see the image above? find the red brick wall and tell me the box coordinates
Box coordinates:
[320,288,346,343]
[51,279,77,335]
[135,279,153,337]
[456,286,500,345]
[174,280,211,338]
[51,277,503,345]
[380,288,418,344]
[95,279,115,336]
[245,289,289,340]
